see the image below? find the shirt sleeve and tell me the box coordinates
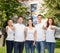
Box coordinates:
[54,26,60,30]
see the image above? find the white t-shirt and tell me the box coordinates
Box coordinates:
[35,22,46,41]
[46,25,56,42]
[26,27,36,41]
[14,23,25,42]
[6,26,14,41]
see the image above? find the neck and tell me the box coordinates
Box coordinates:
[38,21,41,23]
[18,23,22,24]
[8,25,12,27]
[49,24,52,26]
[29,25,32,27]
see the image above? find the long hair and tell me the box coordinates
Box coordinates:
[27,19,34,27]
[47,18,55,28]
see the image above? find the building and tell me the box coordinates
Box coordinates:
[18,0,47,25]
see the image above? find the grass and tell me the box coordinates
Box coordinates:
[0,39,60,53]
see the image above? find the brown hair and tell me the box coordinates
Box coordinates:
[47,18,55,27]
[37,14,43,18]
[18,16,23,19]
[27,19,34,27]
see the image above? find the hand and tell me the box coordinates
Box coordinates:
[24,38,26,42]
[6,26,8,32]
[42,26,47,30]
[12,27,15,30]
[33,42,36,46]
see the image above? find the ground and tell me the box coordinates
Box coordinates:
[0,39,60,53]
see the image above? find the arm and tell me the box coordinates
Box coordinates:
[6,26,8,32]
[33,30,36,46]
[42,26,47,30]
[24,30,26,42]
[12,26,15,31]
[24,27,27,42]
[50,26,60,30]
[50,27,56,30]
[55,26,60,30]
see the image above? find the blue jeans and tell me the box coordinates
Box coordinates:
[14,42,24,53]
[6,40,14,53]
[46,42,55,53]
[36,41,45,53]
[25,41,35,53]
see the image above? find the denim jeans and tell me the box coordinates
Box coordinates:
[6,40,14,53]
[25,41,35,53]
[36,41,45,53]
[46,42,55,53]
[14,42,24,53]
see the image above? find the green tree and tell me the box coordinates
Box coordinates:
[0,0,29,27]
[43,0,60,24]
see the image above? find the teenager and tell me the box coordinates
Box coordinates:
[45,18,56,53]
[14,16,25,53]
[35,14,45,53]
[25,19,36,53]
[6,19,14,53]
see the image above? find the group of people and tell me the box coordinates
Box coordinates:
[6,14,57,53]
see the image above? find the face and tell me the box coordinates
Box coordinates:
[28,20,33,26]
[37,16,42,23]
[8,20,13,26]
[18,17,23,24]
[48,19,53,25]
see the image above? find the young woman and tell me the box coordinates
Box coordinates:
[6,19,15,53]
[46,18,56,53]
[25,19,36,53]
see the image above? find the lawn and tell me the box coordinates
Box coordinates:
[0,39,60,53]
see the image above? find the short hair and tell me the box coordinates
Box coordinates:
[18,16,23,19]
[37,14,43,17]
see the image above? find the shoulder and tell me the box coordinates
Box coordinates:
[22,24,25,28]
[14,23,20,28]
[14,23,18,26]
[6,26,8,29]
[33,27,36,31]
[24,27,28,31]
[35,24,38,27]
[22,24,25,26]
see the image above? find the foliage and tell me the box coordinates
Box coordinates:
[43,0,60,24]
[0,0,29,27]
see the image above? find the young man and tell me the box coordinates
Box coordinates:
[14,16,25,53]
[35,14,45,53]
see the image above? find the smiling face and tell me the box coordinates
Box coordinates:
[18,17,23,24]
[47,18,55,27]
[27,19,34,27]
[48,19,53,25]
[28,20,33,25]
[8,20,13,26]
[37,16,42,23]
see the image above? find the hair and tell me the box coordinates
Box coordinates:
[18,16,23,19]
[7,19,13,26]
[37,14,43,18]
[47,17,55,28]
[27,19,34,27]
[7,19,12,22]
[7,19,13,24]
